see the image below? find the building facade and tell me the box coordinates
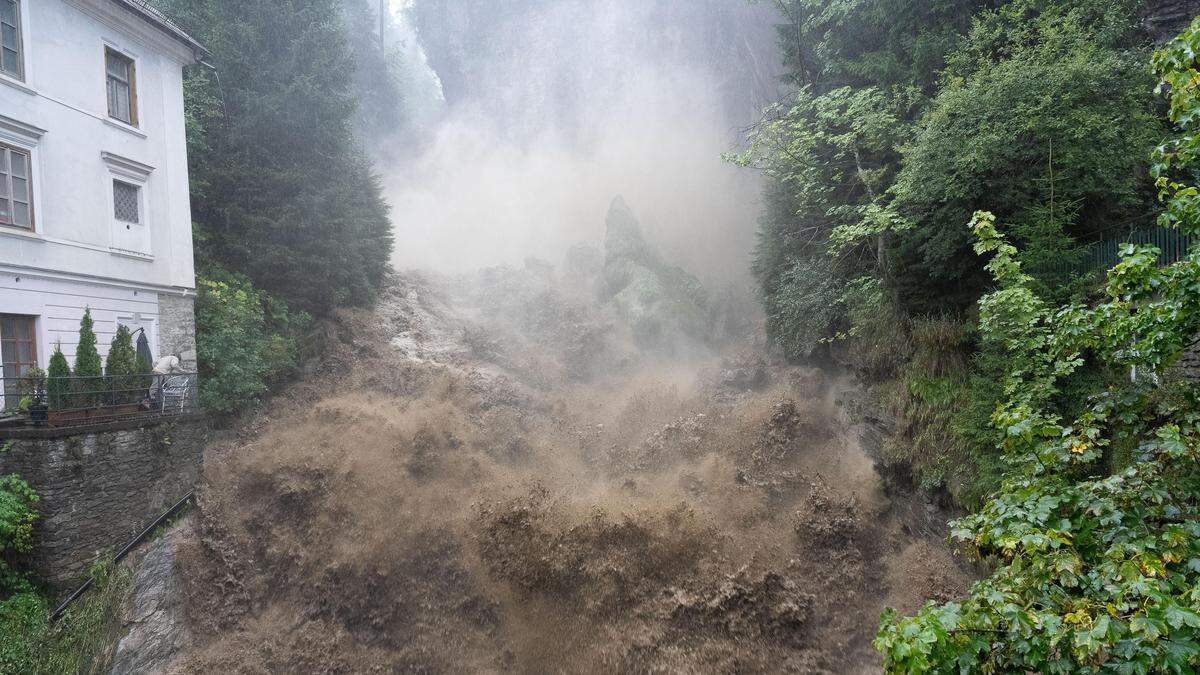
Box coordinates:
[0,0,203,387]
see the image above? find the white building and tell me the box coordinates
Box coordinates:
[0,0,204,386]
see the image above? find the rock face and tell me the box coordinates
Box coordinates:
[1145,0,1200,42]
[110,526,189,675]
[600,196,709,350]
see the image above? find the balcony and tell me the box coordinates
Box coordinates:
[0,372,199,436]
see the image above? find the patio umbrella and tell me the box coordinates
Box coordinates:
[135,330,153,368]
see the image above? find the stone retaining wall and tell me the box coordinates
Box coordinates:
[0,419,208,591]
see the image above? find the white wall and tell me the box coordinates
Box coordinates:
[0,273,160,367]
[0,0,197,292]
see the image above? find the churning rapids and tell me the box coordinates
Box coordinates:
[113,242,971,674]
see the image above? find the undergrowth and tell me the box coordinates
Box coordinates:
[0,559,131,675]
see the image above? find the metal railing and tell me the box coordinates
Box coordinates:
[0,372,199,429]
[1062,225,1194,277]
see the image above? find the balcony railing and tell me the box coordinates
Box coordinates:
[0,373,199,430]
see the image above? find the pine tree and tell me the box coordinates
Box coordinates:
[153,0,394,315]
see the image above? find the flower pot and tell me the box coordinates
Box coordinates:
[48,403,143,427]
[29,403,48,427]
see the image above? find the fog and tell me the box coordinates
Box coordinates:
[385,0,784,287]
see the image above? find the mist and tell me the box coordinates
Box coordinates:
[385,0,784,287]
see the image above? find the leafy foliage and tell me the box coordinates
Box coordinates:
[0,474,38,595]
[876,24,1200,670]
[772,0,987,94]
[745,0,1158,326]
[0,591,44,674]
[889,0,1159,312]
[739,0,1161,511]
[194,266,310,416]
[0,560,131,675]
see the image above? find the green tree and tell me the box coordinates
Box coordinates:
[46,347,70,412]
[73,309,101,378]
[875,21,1200,671]
[73,309,102,407]
[152,0,393,316]
[104,325,138,405]
[888,0,1159,312]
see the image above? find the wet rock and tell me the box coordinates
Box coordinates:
[111,526,189,675]
[1144,0,1200,42]
[600,196,710,351]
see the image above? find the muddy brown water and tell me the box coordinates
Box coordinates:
[155,271,968,674]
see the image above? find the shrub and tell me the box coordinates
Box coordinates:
[104,325,138,405]
[73,309,102,408]
[46,348,70,412]
[72,308,101,379]
[194,265,310,416]
[0,474,38,595]
[0,591,47,674]
[0,559,131,675]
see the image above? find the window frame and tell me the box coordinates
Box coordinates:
[112,178,141,225]
[101,152,153,257]
[104,46,138,127]
[0,141,33,231]
[0,314,38,410]
[0,0,24,82]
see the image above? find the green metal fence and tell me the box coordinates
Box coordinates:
[1066,225,1192,276]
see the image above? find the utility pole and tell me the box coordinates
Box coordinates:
[380,0,386,50]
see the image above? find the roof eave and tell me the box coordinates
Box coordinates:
[110,0,208,61]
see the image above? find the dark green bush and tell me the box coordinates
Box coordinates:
[46,348,70,412]
[195,265,310,416]
[72,309,102,408]
[0,473,38,594]
[104,325,138,405]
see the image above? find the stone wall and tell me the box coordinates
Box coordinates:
[0,419,208,591]
[1145,0,1200,42]
[158,293,198,372]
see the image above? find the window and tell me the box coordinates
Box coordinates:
[0,144,31,229]
[0,1,21,80]
[105,48,137,126]
[102,152,152,255]
[113,180,140,224]
[0,314,36,409]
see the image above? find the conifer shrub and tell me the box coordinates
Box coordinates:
[46,347,70,412]
[72,309,102,408]
[104,325,138,405]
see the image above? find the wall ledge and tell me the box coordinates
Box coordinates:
[0,414,205,440]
